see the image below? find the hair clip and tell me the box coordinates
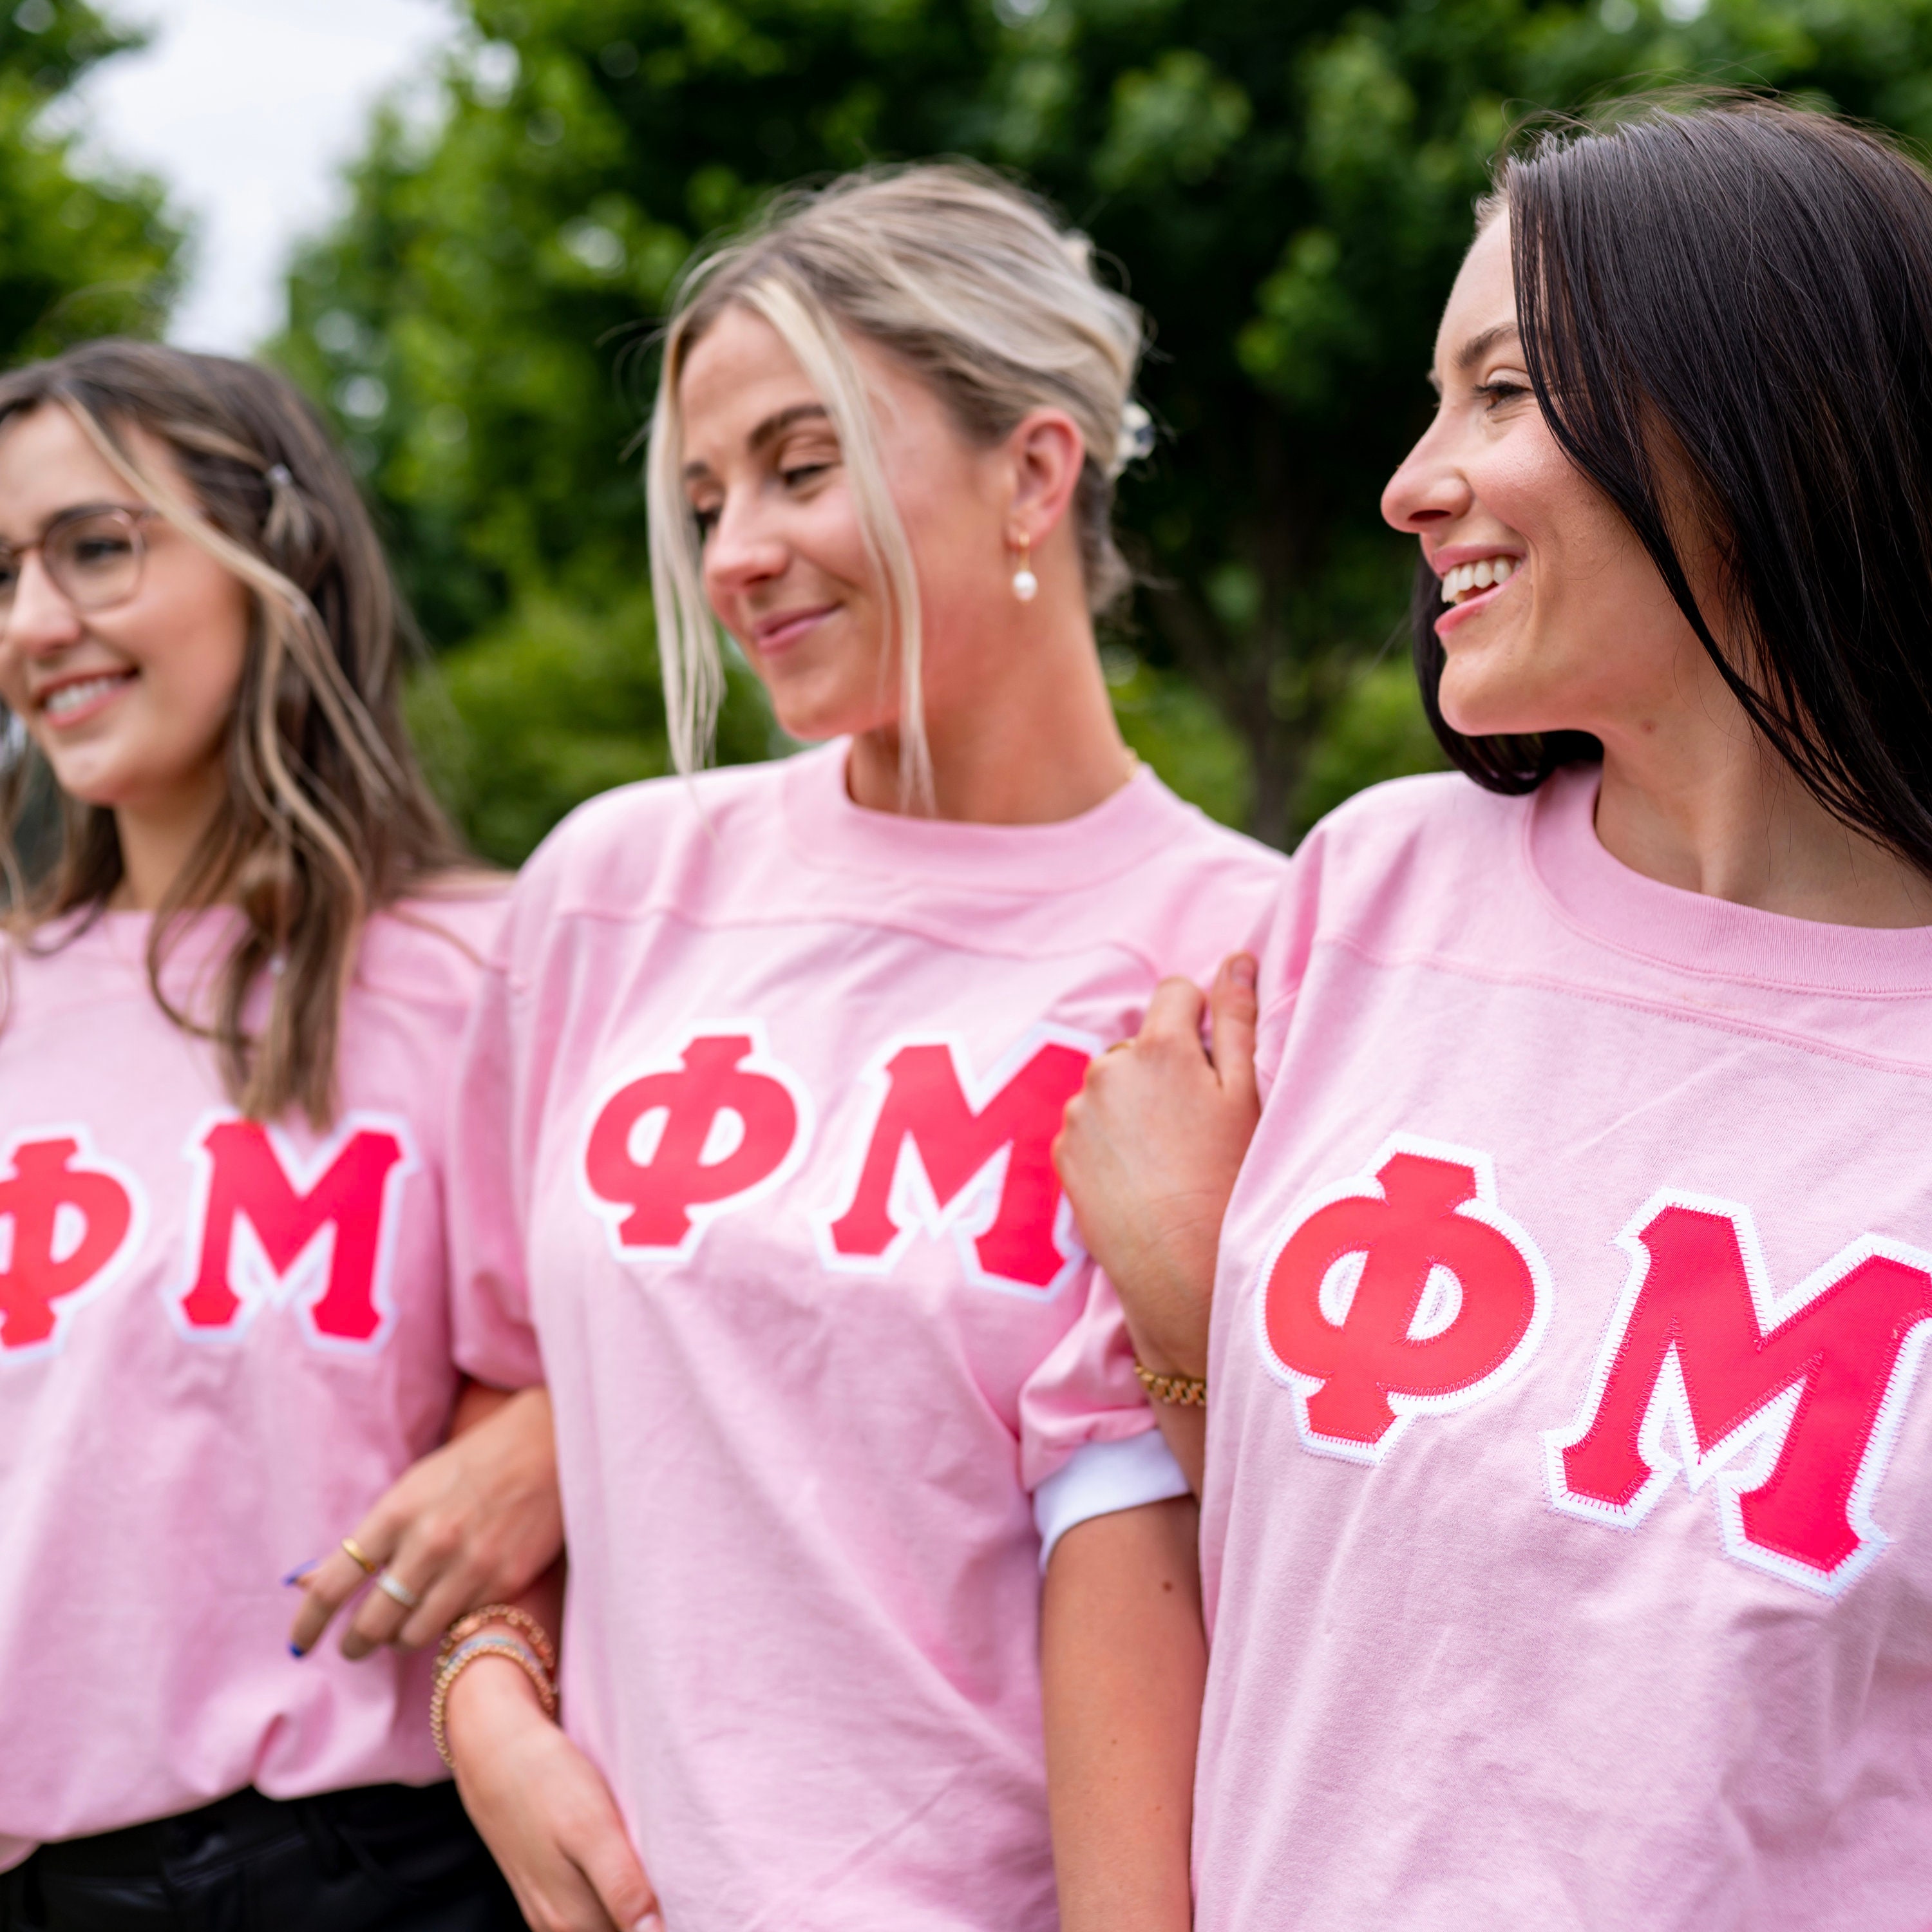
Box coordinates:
[1113,401,1156,474]
[266,463,294,489]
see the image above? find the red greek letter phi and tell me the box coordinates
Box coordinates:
[819,1028,1095,1296]
[1545,1193,1932,1596]
[0,1128,143,1357]
[580,1025,811,1259]
[1256,1133,1551,1463]
[175,1113,417,1349]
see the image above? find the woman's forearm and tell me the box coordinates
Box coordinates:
[1144,1402,1207,1497]
[1041,1495,1205,1932]
[1122,1306,1209,1493]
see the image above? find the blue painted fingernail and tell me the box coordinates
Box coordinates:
[280,1558,321,1587]
[289,1642,306,1659]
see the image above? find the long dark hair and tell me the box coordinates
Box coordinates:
[0,340,469,1124]
[1415,96,1932,876]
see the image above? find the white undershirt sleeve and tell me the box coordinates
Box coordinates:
[1032,1430,1192,1573]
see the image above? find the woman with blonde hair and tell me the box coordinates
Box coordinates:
[440,162,1286,1930]
[0,340,562,1930]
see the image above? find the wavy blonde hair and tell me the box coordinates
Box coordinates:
[0,340,469,1125]
[646,162,1149,809]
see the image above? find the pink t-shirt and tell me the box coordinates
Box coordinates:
[0,895,502,1866]
[450,742,1289,1932]
[1197,766,1932,1931]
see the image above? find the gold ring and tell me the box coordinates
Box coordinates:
[341,1537,378,1576]
[1104,1040,1133,1056]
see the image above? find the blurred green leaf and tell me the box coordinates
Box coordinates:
[0,1,180,361]
[406,584,777,867]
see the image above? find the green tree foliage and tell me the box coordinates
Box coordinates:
[0,1,180,357]
[283,0,1932,862]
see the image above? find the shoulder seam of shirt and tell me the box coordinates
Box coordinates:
[348,974,489,1016]
[1317,930,1932,1080]
[505,893,1197,987]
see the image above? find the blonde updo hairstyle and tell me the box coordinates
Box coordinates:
[647,161,1150,808]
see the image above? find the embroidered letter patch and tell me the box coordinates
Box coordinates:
[581,1024,811,1260]
[819,1028,1095,1298]
[1545,1193,1932,1596]
[175,1113,418,1349]
[0,1128,143,1357]
[1256,1133,1551,1462]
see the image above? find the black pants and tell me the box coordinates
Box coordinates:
[0,1781,522,1932]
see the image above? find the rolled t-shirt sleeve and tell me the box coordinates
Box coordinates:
[1033,1434,1192,1570]
[1019,838,1335,1566]
[1019,1264,1188,1567]
[445,952,544,1390]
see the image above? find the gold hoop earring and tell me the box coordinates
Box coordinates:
[1011,534,1037,603]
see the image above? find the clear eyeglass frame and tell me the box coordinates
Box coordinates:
[0,505,155,621]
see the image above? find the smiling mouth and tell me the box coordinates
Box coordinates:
[1439,556,1519,605]
[751,606,836,652]
[39,669,137,721]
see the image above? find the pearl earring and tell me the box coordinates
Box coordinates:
[1011,535,1037,603]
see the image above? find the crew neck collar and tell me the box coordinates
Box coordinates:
[778,739,1183,894]
[34,902,239,947]
[1528,763,1932,994]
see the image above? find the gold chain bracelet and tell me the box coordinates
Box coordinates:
[1134,1360,1208,1407]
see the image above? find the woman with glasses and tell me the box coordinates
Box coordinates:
[0,339,562,1931]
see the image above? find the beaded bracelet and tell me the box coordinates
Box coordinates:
[430,1633,557,1769]
[438,1603,557,1676]
[1134,1360,1208,1407]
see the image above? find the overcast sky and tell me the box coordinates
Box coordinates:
[68,0,456,353]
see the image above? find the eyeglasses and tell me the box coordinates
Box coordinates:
[0,506,155,621]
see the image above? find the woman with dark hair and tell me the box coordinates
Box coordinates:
[0,340,562,1930]
[1055,97,1932,1927]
